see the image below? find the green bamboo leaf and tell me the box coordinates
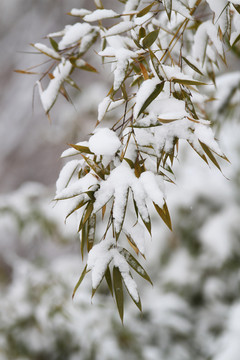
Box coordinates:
[120,248,153,285]
[142,216,152,235]
[142,30,159,48]
[113,266,124,322]
[81,222,87,259]
[66,199,88,220]
[81,154,105,179]
[199,141,222,171]
[137,81,164,117]
[233,4,240,13]
[123,158,134,169]
[132,197,139,218]
[153,202,172,231]
[105,266,113,296]
[68,144,94,155]
[182,56,203,75]
[78,202,93,232]
[172,78,207,86]
[139,27,146,39]
[49,37,59,51]
[137,3,154,17]
[232,33,240,47]
[188,142,209,165]
[72,264,88,299]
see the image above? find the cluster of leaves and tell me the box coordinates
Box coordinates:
[25,0,240,320]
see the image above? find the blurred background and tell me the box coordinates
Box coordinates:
[0,1,240,360]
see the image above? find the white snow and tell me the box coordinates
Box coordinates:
[54,172,99,200]
[134,78,161,118]
[56,160,82,195]
[104,21,135,37]
[84,9,119,22]
[140,171,164,208]
[87,238,114,289]
[113,48,136,90]
[33,43,61,59]
[70,8,91,17]
[97,96,112,122]
[37,60,72,113]
[58,23,93,50]
[89,128,121,156]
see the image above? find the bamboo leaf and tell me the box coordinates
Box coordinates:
[153,202,172,230]
[139,27,146,39]
[172,78,207,86]
[105,266,113,296]
[66,199,88,220]
[163,0,172,20]
[182,56,203,75]
[49,37,59,51]
[68,144,94,155]
[137,81,164,117]
[137,3,154,17]
[126,233,139,255]
[72,265,88,299]
[233,4,240,13]
[113,266,124,322]
[81,222,87,259]
[120,248,152,285]
[142,30,159,48]
[81,154,105,179]
[149,50,164,81]
[124,158,134,169]
[199,141,222,171]
[232,33,240,47]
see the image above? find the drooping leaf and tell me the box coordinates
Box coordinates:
[72,264,88,299]
[65,199,88,220]
[49,37,59,51]
[113,266,124,322]
[142,30,159,48]
[137,81,164,117]
[81,222,87,259]
[233,4,240,14]
[120,248,153,285]
[199,141,222,171]
[153,202,172,231]
[232,33,240,47]
[105,266,113,296]
[163,0,172,20]
[149,50,164,81]
[125,233,139,255]
[182,56,203,75]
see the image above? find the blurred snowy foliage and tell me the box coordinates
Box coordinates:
[0,0,240,359]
